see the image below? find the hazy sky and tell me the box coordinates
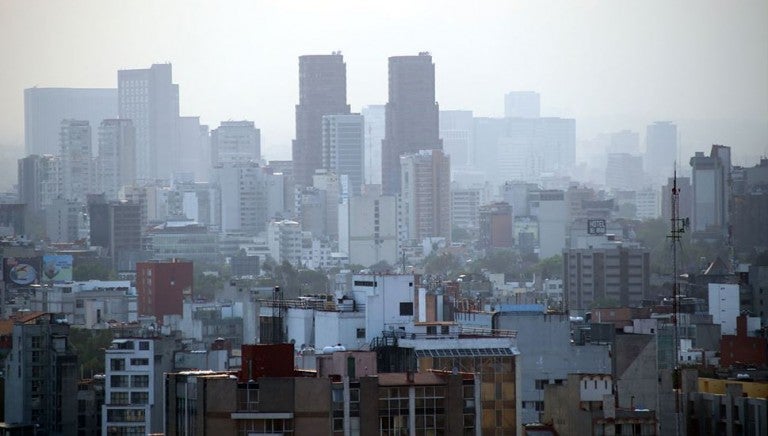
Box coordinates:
[0,0,766,167]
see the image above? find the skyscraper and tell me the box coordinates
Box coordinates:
[645,121,678,183]
[211,120,261,166]
[322,114,365,196]
[118,64,179,181]
[399,149,451,242]
[59,119,92,203]
[97,119,136,201]
[24,87,117,156]
[292,53,350,187]
[690,144,731,235]
[382,53,442,195]
[504,91,540,118]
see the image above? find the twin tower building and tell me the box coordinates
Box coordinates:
[293,52,445,197]
[293,52,451,250]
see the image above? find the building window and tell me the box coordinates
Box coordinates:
[356,328,366,339]
[131,391,149,404]
[131,375,149,388]
[399,302,413,316]
[139,341,150,350]
[130,358,149,366]
[110,392,129,405]
[110,375,129,388]
[110,358,126,371]
[535,379,548,390]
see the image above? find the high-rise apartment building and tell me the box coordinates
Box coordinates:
[88,196,143,271]
[292,53,350,187]
[399,149,451,242]
[24,87,117,156]
[178,116,211,182]
[338,190,398,267]
[211,120,261,166]
[690,144,731,234]
[4,313,79,434]
[267,220,302,266]
[59,119,93,203]
[504,91,540,118]
[563,238,650,311]
[97,119,136,201]
[215,162,283,234]
[362,105,386,185]
[118,63,180,181]
[450,186,483,232]
[322,114,365,196]
[382,53,442,195]
[102,336,178,435]
[17,154,59,212]
[645,121,678,183]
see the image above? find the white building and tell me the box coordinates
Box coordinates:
[301,232,333,270]
[338,190,398,268]
[351,274,416,343]
[97,119,136,201]
[60,119,93,203]
[267,220,302,266]
[708,283,740,335]
[361,105,385,185]
[530,189,567,259]
[103,338,156,434]
[215,162,282,234]
[211,120,261,166]
[635,187,661,220]
[118,63,179,181]
[322,114,365,196]
[450,186,483,232]
[29,280,138,327]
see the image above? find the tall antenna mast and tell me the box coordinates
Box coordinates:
[666,165,687,436]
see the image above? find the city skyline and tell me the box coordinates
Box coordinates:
[0,1,766,191]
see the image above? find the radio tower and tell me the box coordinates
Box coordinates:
[666,168,688,435]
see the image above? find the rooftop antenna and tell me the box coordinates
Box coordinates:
[666,163,687,436]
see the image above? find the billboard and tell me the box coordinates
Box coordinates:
[42,254,74,283]
[2,257,42,286]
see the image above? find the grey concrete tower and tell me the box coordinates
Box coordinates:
[292,53,350,187]
[381,52,442,195]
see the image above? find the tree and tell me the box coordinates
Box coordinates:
[73,261,115,281]
[424,253,462,276]
[451,227,472,242]
[69,328,114,377]
[535,255,563,279]
[369,261,393,273]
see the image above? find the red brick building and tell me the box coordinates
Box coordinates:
[136,259,193,322]
[720,314,768,368]
[479,202,513,249]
